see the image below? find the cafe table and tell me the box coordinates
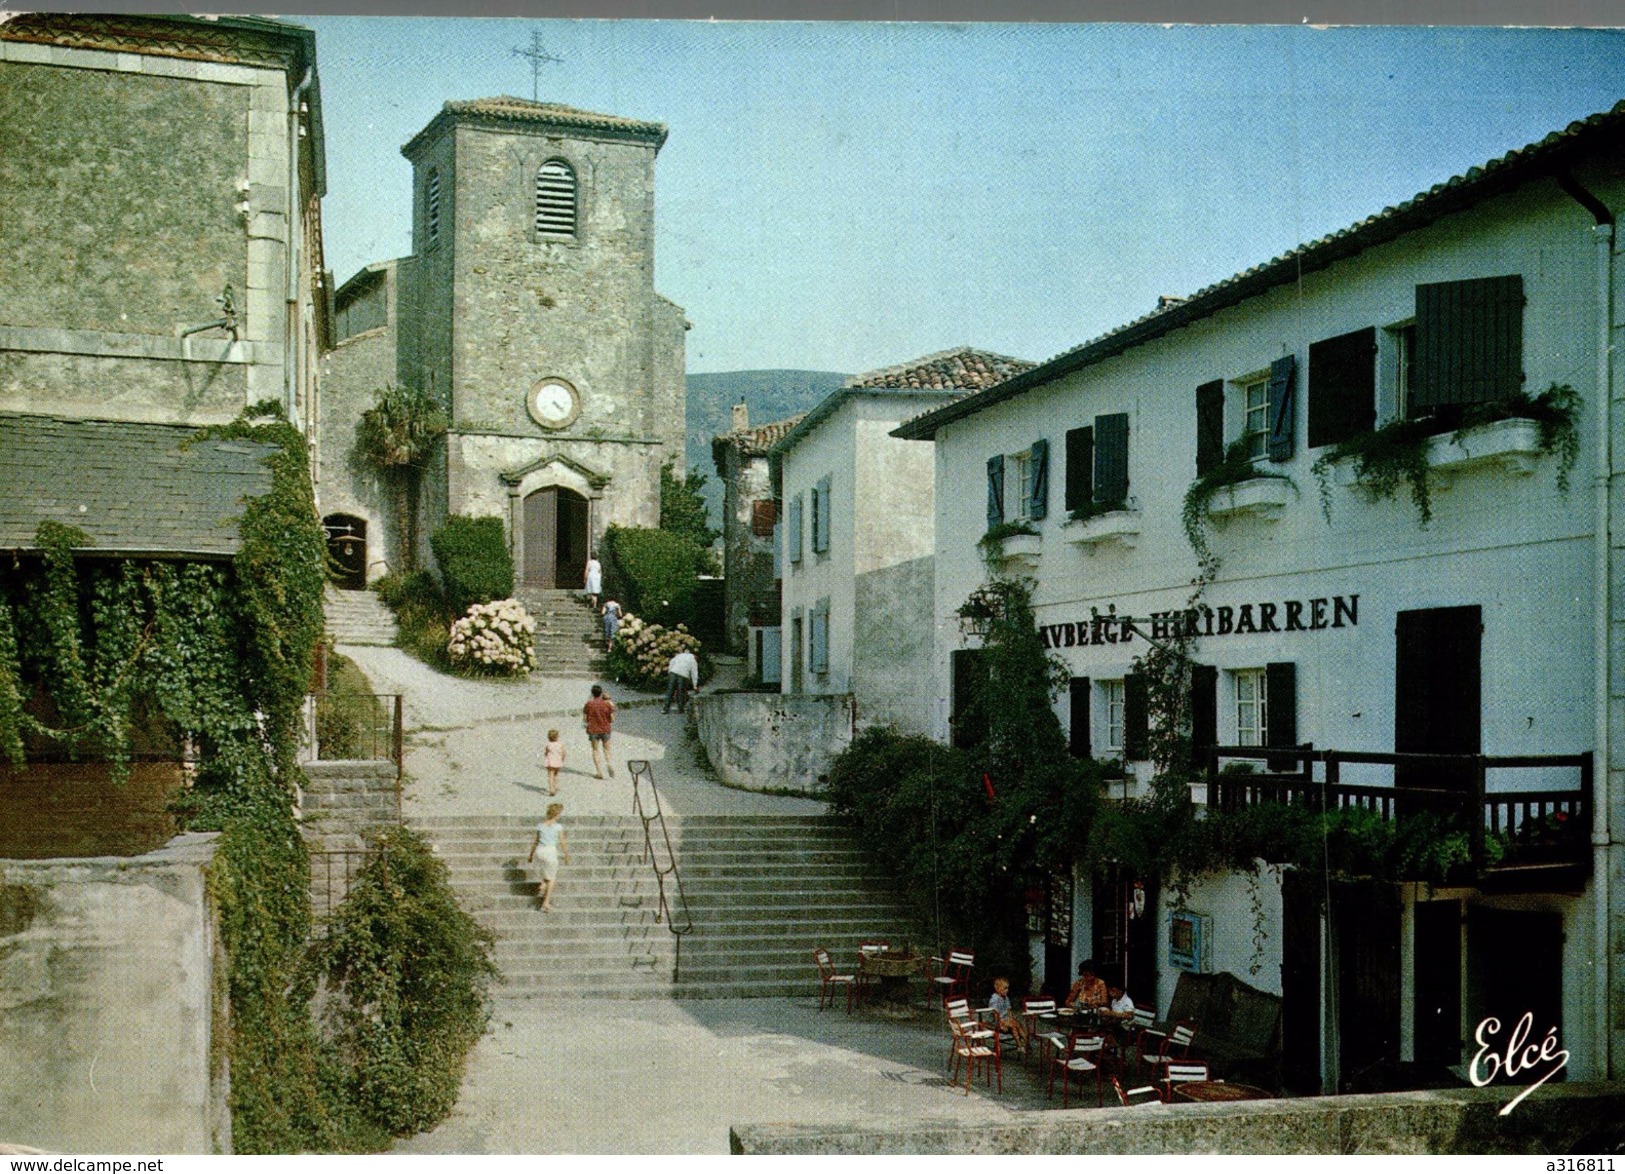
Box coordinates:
[1173,1081,1273,1103]
[857,951,922,1008]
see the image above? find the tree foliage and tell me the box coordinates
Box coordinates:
[353,383,447,569]
[659,461,719,556]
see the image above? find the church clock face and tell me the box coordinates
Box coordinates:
[527,377,581,430]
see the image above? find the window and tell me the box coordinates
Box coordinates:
[534,159,578,238]
[1234,668,1268,746]
[1064,426,1093,511]
[787,494,803,565]
[1393,321,1416,417]
[1102,680,1126,754]
[1011,451,1032,520]
[751,499,776,538]
[425,168,441,244]
[1241,375,1271,459]
[1065,416,1129,515]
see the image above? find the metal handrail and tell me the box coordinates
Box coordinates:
[627,759,694,980]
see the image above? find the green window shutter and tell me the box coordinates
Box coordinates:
[986,455,1005,529]
[1190,663,1218,773]
[1265,661,1298,769]
[1195,380,1225,475]
[810,601,829,673]
[1267,355,1297,462]
[1413,274,1524,409]
[1029,438,1049,521]
[1064,426,1094,513]
[787,494,803,564]
[1123,672,1149,760]
[1069,677,1091,758]
[1307,327,1378,448]
[812,475,831,554]
[1094,413,1130,504]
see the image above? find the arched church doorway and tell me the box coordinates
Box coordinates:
[523,487,589,589]
[323,514,368,590]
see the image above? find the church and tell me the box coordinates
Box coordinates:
[322,96,688,591]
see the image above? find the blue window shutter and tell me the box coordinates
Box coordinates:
[986,455,1005,529]
[1093,413,1129,504]
[1267,354,1296,462]
[788,495,803,564]
[814,475,831,553]
[1029,439,1049,521]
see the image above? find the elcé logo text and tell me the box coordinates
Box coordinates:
[1469,1012,1570,1115]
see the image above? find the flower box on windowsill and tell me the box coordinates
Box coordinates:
[1203,476,1294,523]
[1065,508,1141,549]
[1426,417,1544,478]
[994,532,1042,571]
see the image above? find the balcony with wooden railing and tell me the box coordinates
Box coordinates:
[1199,745,1592,891]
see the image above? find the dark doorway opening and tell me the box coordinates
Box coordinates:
[1091,865,1157,1011]
[1468,906,1565,1084]
[1281,869,1323,1094]
[1043,869,1073,999]
[1334,881,1401,1090]
[523,487,589,589]
[323,514,367,590]
[1415,900,1464,1067]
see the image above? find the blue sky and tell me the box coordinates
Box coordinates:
[298,17,1625,375]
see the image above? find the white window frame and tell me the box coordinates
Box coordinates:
[1010,450,1032,521]
[1380,319,1417,425]
[1233,668,1268,747]
[1239,373,1271,460]
[1101,679,1126,755]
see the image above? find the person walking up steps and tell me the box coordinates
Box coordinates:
[601,598,622,652]
[584,555,602,611]
[663,647,699,714]
[543,728,565,796]
[527,802,569,912]
[583,683,616,778]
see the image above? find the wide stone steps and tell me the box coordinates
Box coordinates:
[414,812,921,1000]
[515,588,605,677]
[324,588,399,646]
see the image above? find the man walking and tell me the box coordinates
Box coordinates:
[583,683,616,778]
[663,648,700,714]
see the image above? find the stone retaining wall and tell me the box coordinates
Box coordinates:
[0,761,183,859]
[731,1082,1624,1155]
[0,835,230,1154]
[692,691,853,792]
[300,759,400,850]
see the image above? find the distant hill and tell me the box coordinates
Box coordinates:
[684,369,848,528]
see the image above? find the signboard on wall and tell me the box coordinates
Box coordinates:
[1169,910,1211,973]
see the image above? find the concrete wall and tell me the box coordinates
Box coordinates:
[731,1081,1625,1155]
[1152,867,1287,1017]
[0,834,230,1154]
[0,38,314,429]
[693,691,854,792]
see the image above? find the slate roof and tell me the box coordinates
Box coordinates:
[895,99,1625,440]
[845,347,1036,391]
[405,96,668,156]
[0,414,276,558]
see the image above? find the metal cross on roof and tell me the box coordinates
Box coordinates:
[512,30,562,103]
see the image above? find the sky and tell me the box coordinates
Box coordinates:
[297,17,1625,376]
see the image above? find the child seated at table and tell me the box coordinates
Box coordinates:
[1102,982,1136,1022]
[986,976,1028,1048]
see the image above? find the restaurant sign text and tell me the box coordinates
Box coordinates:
[1038,594,1360,649]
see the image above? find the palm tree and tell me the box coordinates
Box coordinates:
[353,383,447,570]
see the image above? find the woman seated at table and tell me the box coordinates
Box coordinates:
[1066,959,1108,1011]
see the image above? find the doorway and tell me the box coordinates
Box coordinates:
[1414,899,1464,1067]
[1091,865,1156,1011]
[523,487,589,589]
[323,514,367,590]
[1468,907,1565,1083]
[1333,881,1401,1089]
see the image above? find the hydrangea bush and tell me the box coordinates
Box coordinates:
[606,612,703,690]
[446,598,537,676]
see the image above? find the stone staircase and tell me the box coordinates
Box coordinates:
[324,587,399,646]
[416,813,922,1000]
[515,588,605,678]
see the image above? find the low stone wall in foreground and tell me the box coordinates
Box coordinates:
[731,1082,1623,1155]
[692,691,853,792]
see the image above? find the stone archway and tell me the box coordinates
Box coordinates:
[522,486,590,588]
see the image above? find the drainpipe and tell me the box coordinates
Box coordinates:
[1562,171,1616,1080]
[286,67,314,431]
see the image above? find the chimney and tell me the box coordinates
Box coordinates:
[732,400,749,432]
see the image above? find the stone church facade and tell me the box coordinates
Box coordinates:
[322,96,686,589]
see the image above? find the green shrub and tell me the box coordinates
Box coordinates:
[429,515,513,618]
[315,652,387,759]
[373,571,453,672]
[604,611,711,690]
[601,525,707,628]
[317,826,497,1139]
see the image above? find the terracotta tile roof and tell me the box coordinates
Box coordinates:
[408,97,668,152]
[715,413,807,459]
[0,414,275,557]
[845,347,1037,392]
[895,99,1625,440]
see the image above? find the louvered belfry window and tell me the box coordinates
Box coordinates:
[425,168,441,243]
[535,159,578,237]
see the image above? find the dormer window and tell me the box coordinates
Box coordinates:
[535,159,578,238]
